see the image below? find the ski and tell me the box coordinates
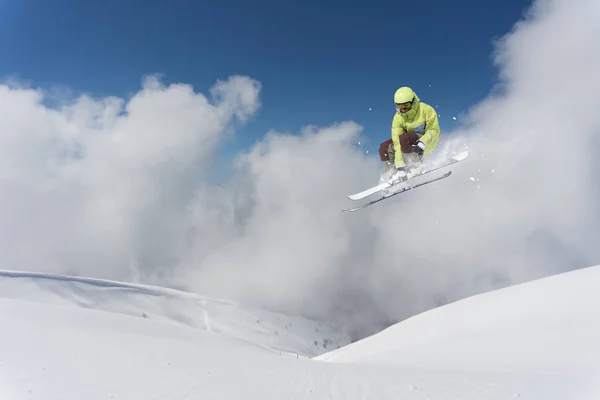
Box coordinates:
[347,150,469,201]
[342,171,452,212]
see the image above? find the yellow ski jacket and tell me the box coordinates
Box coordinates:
[391,92,440,167]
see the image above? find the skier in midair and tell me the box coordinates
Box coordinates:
[378,86,440,182]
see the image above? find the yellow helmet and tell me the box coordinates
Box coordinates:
[394,87,415,104]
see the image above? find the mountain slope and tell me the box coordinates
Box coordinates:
[0,294,569,400]
[2,266,600,399]
[0,270,350,357]
[318,264,600,372]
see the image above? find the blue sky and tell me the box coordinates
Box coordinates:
[1,0,532,154]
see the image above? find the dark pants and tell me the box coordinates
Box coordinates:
[378,132,420,161]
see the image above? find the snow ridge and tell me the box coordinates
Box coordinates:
[0,269,350,357]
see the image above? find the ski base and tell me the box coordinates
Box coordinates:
[342,171,452,212]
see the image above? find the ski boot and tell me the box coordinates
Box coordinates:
[403,152,424,174]
[379,160,396,183]
[382,166,408,196]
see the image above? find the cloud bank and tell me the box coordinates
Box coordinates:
[1,0,599,339]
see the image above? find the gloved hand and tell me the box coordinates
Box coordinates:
[413,140,426,156]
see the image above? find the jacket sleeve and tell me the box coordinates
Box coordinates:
[391,113,405,167]
[419,106,440,148]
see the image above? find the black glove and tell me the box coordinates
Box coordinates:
[413,140,426,156]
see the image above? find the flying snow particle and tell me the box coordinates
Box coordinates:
[469,177,476,181]
[453,116,457,120]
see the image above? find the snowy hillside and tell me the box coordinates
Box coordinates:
[318,265,600,373]
[3,266,600,399]
[0,270,350,357]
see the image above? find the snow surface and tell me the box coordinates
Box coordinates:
[2,266,600,399]
[0,270,350,358]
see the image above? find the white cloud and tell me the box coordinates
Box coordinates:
[1,0,599,340]
[0,75,261,281]
[210,75,262,122]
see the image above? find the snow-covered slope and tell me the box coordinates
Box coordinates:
[318,264,600,374]
[2,266,600,399]
[0,270,350,357]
